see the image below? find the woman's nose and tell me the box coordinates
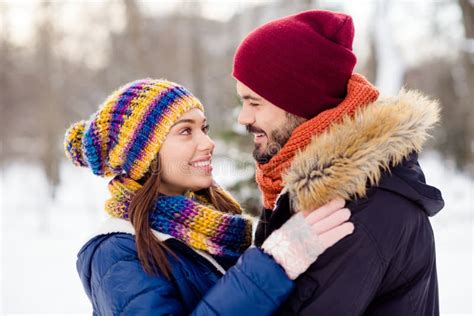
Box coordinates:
[198,133,215,153]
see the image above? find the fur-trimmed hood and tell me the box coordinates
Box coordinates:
[284,89,443,214]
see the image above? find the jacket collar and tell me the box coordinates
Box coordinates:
[88,217,226,274]
[283,89,441,212]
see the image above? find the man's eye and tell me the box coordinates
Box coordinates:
[250,103,259,107]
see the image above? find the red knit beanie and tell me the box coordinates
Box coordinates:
[233,10,357,119]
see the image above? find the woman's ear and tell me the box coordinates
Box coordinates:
[150,154,161,176]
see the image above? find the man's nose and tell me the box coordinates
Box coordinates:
[238,104,255,126]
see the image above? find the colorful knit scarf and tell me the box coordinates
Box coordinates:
[105,176,253,258]
[256,74,380,210]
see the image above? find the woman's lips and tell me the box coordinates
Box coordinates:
[189,159,213,173]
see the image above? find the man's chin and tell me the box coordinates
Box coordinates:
[253,144,274,164]
[254,143,267,156]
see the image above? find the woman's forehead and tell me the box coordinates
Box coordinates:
[179,108,206,121]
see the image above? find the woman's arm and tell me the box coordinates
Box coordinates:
[92,199,352,315]
[192,198,354,315]
[191,247,294,315]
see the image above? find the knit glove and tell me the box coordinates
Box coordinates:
[262,198,353,280]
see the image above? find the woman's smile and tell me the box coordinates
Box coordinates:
[189,155,213,174]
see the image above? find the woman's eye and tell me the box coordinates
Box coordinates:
[179,128,192,135]
[202,124,210,134]
[250,103,259,107]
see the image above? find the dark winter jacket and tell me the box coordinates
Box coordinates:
[77,218,294,315]
[255,90,444,316]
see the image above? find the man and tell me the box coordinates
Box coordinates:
[233,10,444,315]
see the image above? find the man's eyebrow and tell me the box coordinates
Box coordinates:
[171,118,207,127]
[241,95,261,101]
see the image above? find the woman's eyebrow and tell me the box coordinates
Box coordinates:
[171,118,207,127]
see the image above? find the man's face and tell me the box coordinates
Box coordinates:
[236,81,306,164]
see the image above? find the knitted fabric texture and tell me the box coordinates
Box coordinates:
[256,74,379,210]
[64,79,204,181]
[106,176,253,258]
[233,10,357,119]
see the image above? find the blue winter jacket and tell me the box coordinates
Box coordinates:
[76,218,294,315]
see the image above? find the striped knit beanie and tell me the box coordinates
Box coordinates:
[64,79,204,180]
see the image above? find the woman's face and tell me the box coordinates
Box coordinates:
[158,108,215,195]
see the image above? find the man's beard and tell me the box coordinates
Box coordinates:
[247,114,306,164]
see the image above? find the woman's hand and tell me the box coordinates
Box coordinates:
[261,198,354,280]
[302,198,354,249]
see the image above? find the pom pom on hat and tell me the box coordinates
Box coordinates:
[64,120,88,168]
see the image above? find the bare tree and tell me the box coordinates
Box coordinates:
[0,3,10,163]
[404,1,473,174]
[122,0,148,76]
[185,1,205,100]
[373,0,404,95]
[33,2,63,231]
[458,0,474,174]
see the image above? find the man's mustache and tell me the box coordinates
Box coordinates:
[246,124,266,135]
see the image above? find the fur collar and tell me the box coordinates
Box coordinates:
[283,89,440,212]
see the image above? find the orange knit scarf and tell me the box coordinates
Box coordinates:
[256,73,380,210]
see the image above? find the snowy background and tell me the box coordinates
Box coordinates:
[1,0,473,315]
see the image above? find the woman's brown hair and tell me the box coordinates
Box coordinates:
[128,155,243,279]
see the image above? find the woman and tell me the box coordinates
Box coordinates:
[65,79,354,315]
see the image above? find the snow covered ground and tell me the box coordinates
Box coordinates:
[1,151,472,315]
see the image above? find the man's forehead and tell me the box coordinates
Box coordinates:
[236,81,261,100]
[236,81,248,94]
